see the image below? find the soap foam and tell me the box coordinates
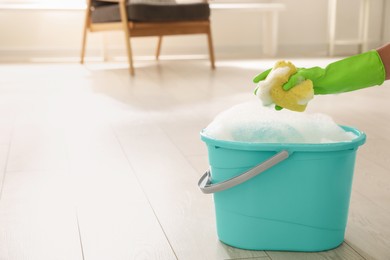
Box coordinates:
[203,101,357,144]
[256,67,290,106]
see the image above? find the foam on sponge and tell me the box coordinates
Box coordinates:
[254,61,314,112]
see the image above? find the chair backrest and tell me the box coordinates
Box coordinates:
[91,0,210,8]
[90,0,210,23]
[91,0,179,7]
[91,0,116,7]
[130,0,177,3]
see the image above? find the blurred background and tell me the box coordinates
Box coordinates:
[0,0,389,62]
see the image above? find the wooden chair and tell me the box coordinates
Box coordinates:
[80,0,215,75]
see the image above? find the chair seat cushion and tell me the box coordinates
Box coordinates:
[91,1,210,23]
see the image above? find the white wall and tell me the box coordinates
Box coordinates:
[276,0,386,55]
[0,0,388,62]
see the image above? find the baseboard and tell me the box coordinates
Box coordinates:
[0,45,261,62]
[0,41,384,63]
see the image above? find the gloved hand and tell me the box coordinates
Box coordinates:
[253,50,386,95]
[253,61,314,112]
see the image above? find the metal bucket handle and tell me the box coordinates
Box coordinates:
[198,150,289,194]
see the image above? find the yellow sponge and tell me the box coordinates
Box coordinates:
[256,61,314,112]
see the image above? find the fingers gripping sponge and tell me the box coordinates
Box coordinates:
[255,61,314,112]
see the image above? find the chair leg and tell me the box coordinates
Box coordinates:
[206,27,216,69]
[102,32,109,62]
[125,37,135,75]
[156,36,163,60]
[80,29,87,64]
[80,3,90,64]
[119,1,135,75]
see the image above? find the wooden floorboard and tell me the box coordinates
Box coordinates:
[0,60,389,259]
[0,170,83,260]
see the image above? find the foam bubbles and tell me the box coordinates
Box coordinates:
[256,66,290,106]
[203,101,357,143]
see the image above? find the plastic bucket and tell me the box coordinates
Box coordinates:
[198,126,366,252]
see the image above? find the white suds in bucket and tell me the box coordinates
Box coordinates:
[203,101,357,144]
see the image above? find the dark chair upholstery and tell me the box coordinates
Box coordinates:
[91,1,210,23]
[81,0,215,75]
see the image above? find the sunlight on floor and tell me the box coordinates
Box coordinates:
[0,59,389,260]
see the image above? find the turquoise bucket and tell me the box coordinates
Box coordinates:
[199,126,366,252]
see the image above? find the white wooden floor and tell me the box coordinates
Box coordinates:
[0,58,389,260]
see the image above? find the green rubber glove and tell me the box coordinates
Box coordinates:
[283,50,386,94]
[253,68,271,87]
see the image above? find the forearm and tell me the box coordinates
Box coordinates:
[377,43,390,80]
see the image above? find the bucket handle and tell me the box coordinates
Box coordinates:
[198,150,289,194]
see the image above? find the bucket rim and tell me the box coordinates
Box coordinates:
[200,125,366,152]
